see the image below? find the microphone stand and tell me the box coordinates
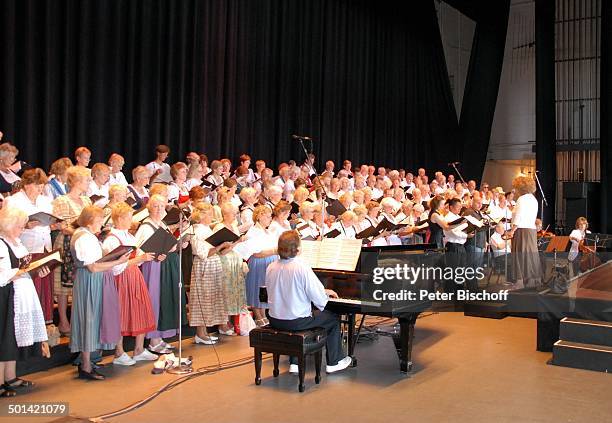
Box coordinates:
[533,171,548,224]
[167,203,193,375]
[295,136,330,238]
[450,162,467,185]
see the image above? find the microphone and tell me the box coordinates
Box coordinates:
[447,161,460,166]
[292,134,312,141]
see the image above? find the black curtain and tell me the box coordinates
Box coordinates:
[602,0,612,233]
[535,0,556,227]
[0,0,458,174]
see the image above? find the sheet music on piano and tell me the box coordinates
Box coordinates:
[299,239,362,272]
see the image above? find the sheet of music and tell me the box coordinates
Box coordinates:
[299,240,321,268]
[316,238,362,271]
[464,214,484,227]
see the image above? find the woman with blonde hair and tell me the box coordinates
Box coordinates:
[507,176,542,289]
[213,202,247,335]
[70,206,129,380]
[0,208,51,395]
[102,203,157,365]
[0,143,20,194]
[243,206,278,326]
[52,166,93,335]
[189,203,231,344]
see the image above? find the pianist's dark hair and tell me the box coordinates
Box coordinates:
[277,230,300,259]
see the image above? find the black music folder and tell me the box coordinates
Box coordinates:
[139,227,178,255]
[97,245,135,263]
[201,179,219,190]
[324,228,341,239]
[447,216,466,226]
[28,212,63,226]
[125,196,137,207]
[163,207,191,226]
[90,194,106,203]
[356,225,379,240]
[204,226,240,247]
[325,199,347,217]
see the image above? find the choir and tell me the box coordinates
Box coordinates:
[0,140,546,395]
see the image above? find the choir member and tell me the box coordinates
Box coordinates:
[490,223,510,258]
[4,169,57,323]
[508,176,542,289]
[243,206,278,326]
[87,163,111,207]
[52,166,93,335]
[294,202,320,240]
[312,203,330,235]
[0,143,20,194]
[199,154,211,176]
[102,184,129,229]
[0,208,50,396]
[213,202,248,335]
[266,231,351,374]
[238,187,257,233]
[186,161,205,191]
[44,157,72,199]
[74,147,92,169]
[326,211,358,239]
[146,145,172,184]
[238,154,256,184]
[220,158,232,179]
[254,160,266,181]
[206,160,225,187]
[189,203,230,344]
[102,203,157,365]
[127,166,151,210]
[263,185,283,211]
[427,195,447,249]
[70,206,129,380]
[167,162,189,203]
[134,195,176,353]
[108,154,128,186]
[268,201,292,240]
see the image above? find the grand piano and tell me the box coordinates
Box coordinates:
[315,243,441,373]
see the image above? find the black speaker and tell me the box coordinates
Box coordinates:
[563,182,600,233]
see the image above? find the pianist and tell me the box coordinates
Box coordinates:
[265,230,353,374]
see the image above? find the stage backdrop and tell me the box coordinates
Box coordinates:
[0,0,460,174]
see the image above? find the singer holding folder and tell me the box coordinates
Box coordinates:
[0,207,51,396]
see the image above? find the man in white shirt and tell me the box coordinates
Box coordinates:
[266,231,352,374]
[145,145,172,183]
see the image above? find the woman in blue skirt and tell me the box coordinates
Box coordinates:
[70,206,129,380]
[243,205,278,326]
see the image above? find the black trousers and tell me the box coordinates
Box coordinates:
[268,310,343,366]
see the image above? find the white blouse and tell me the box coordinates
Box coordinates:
[4,191,53,253]
[87,181,110,207]
[512,193,538,229]
[191,223,214,259]
[102,228,136,275]
[73,228,103,265]
[109,171,129,186]
[268,219,291,241]
[0,237,30,287]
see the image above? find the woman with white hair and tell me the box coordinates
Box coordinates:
[0,143,21,194]
[238,187,257,233]
[127,166,150,210]
[108,154,128,187]
[87,163,111,207]
[213,202,248,335]
[134,195,181,353]
[294,202,320,240]
[0,207,50,395]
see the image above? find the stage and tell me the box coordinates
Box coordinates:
[6,313,612,423]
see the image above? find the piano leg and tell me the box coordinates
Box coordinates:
[346,313,357,367]
[392,316,416,373]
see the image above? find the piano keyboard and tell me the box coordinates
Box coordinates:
[329,297,381,308]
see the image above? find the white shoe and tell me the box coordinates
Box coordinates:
[133,350,159,362]
[194,335,218,345]
[162,341,176,350]
[208,334,219,341]
[289,364,299,374]
[113,353,136,366]
[148,342,172,354]
[219,328,236,336]
[326,356,352,374]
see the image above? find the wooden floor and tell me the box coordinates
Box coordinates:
[3,313,612,423]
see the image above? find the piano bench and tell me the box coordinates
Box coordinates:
[249,327,327,392]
